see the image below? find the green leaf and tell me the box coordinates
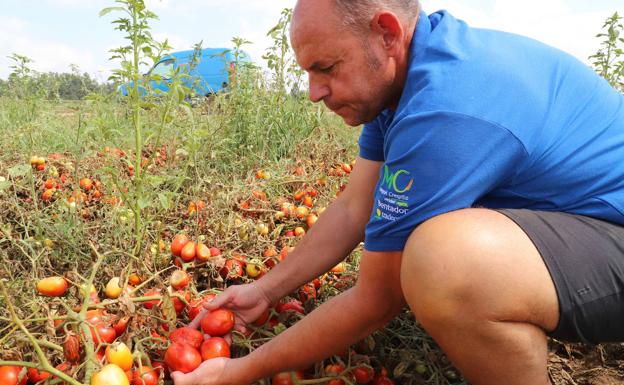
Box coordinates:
[8,164,30,177]
[158,193,169,210]
[99,6,124,17]
[137,197,151,209]
[0,181,10,191]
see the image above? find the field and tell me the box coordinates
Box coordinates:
[1,3,623,385]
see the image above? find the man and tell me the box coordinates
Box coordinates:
[172,0,624,384]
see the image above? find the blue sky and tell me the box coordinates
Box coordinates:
[0,0,621,81]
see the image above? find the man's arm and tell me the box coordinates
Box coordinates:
[255,156,382,303]
[173,249,406,385]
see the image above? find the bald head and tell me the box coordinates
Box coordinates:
[293,0,419,36]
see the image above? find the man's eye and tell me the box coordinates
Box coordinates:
[320,64,335,73]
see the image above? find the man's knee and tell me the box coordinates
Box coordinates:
[399,208,522,324]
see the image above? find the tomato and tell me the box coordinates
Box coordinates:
[79,178,93,191]
[306,214,318,228]
[170,234,189,256]
[209,247,221,257]
[325,364,346,385]
[200,309,235,336]
[164,342,201,374]
[128,273,142,286]
[275,299,305,314]
[170,270,190,290]
[169,327,204,349]
[41,189,55,201]
[63,333,82,363]
[371,376,394,385]
[219,259,244,280]
[171,290,191,314]
[0,366,26,385]
[91,364,129,385]
[353,367,374,384]
[142,289,161,309]
[252,307,270,326]
[90,323,117,347]
[200,337,230,360]
[28,367,51,383]
[105,277,123,299]
[151,361,167,378]
[105,341,133,371]
[113,316,130,337]
[36,276,68,297]
[195,243,211,262]
[271,371,305,385]
[187,293,216,320]
[294,226,305,236]
[180,241,197,262]
[131,366,158,385]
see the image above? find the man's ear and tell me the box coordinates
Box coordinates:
[371,11,404,53]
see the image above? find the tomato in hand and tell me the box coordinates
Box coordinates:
[170,327,204,349]
[200,309,235,336]
[164,342,201,374]
[200,337,230,360]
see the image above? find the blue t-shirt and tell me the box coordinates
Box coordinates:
[359,10,624,252]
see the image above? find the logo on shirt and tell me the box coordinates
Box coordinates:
[380,165,414,193]
[373,165,414,222]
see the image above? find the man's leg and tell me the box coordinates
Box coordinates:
[400,208,559,385]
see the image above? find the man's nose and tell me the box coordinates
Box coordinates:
[308,77,330,103]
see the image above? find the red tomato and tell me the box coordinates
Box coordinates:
[113,316,130,337]
[271,371,305,385]
[371,376,394,385]
[353,367,373,384]
[187,293,216,321]
[172,290,191,315]
[90,323,117,346]
[143,289,161,309]
[200,309,235,336]
[252,307,270,326]
[325,364,346,385]
[0,366,26,385]
[132,366,158,385]
[28,367,51,383]
[200,337,231,360]
[170,327,204,349]
[218,259,245,280]
[275,299,305,314]
[170,234,189,256]
[164,342,202,374]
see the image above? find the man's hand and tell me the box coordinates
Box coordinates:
[189,282,271,331]
[171,358,229,385]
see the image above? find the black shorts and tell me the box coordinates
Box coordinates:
[495,209,624,344]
